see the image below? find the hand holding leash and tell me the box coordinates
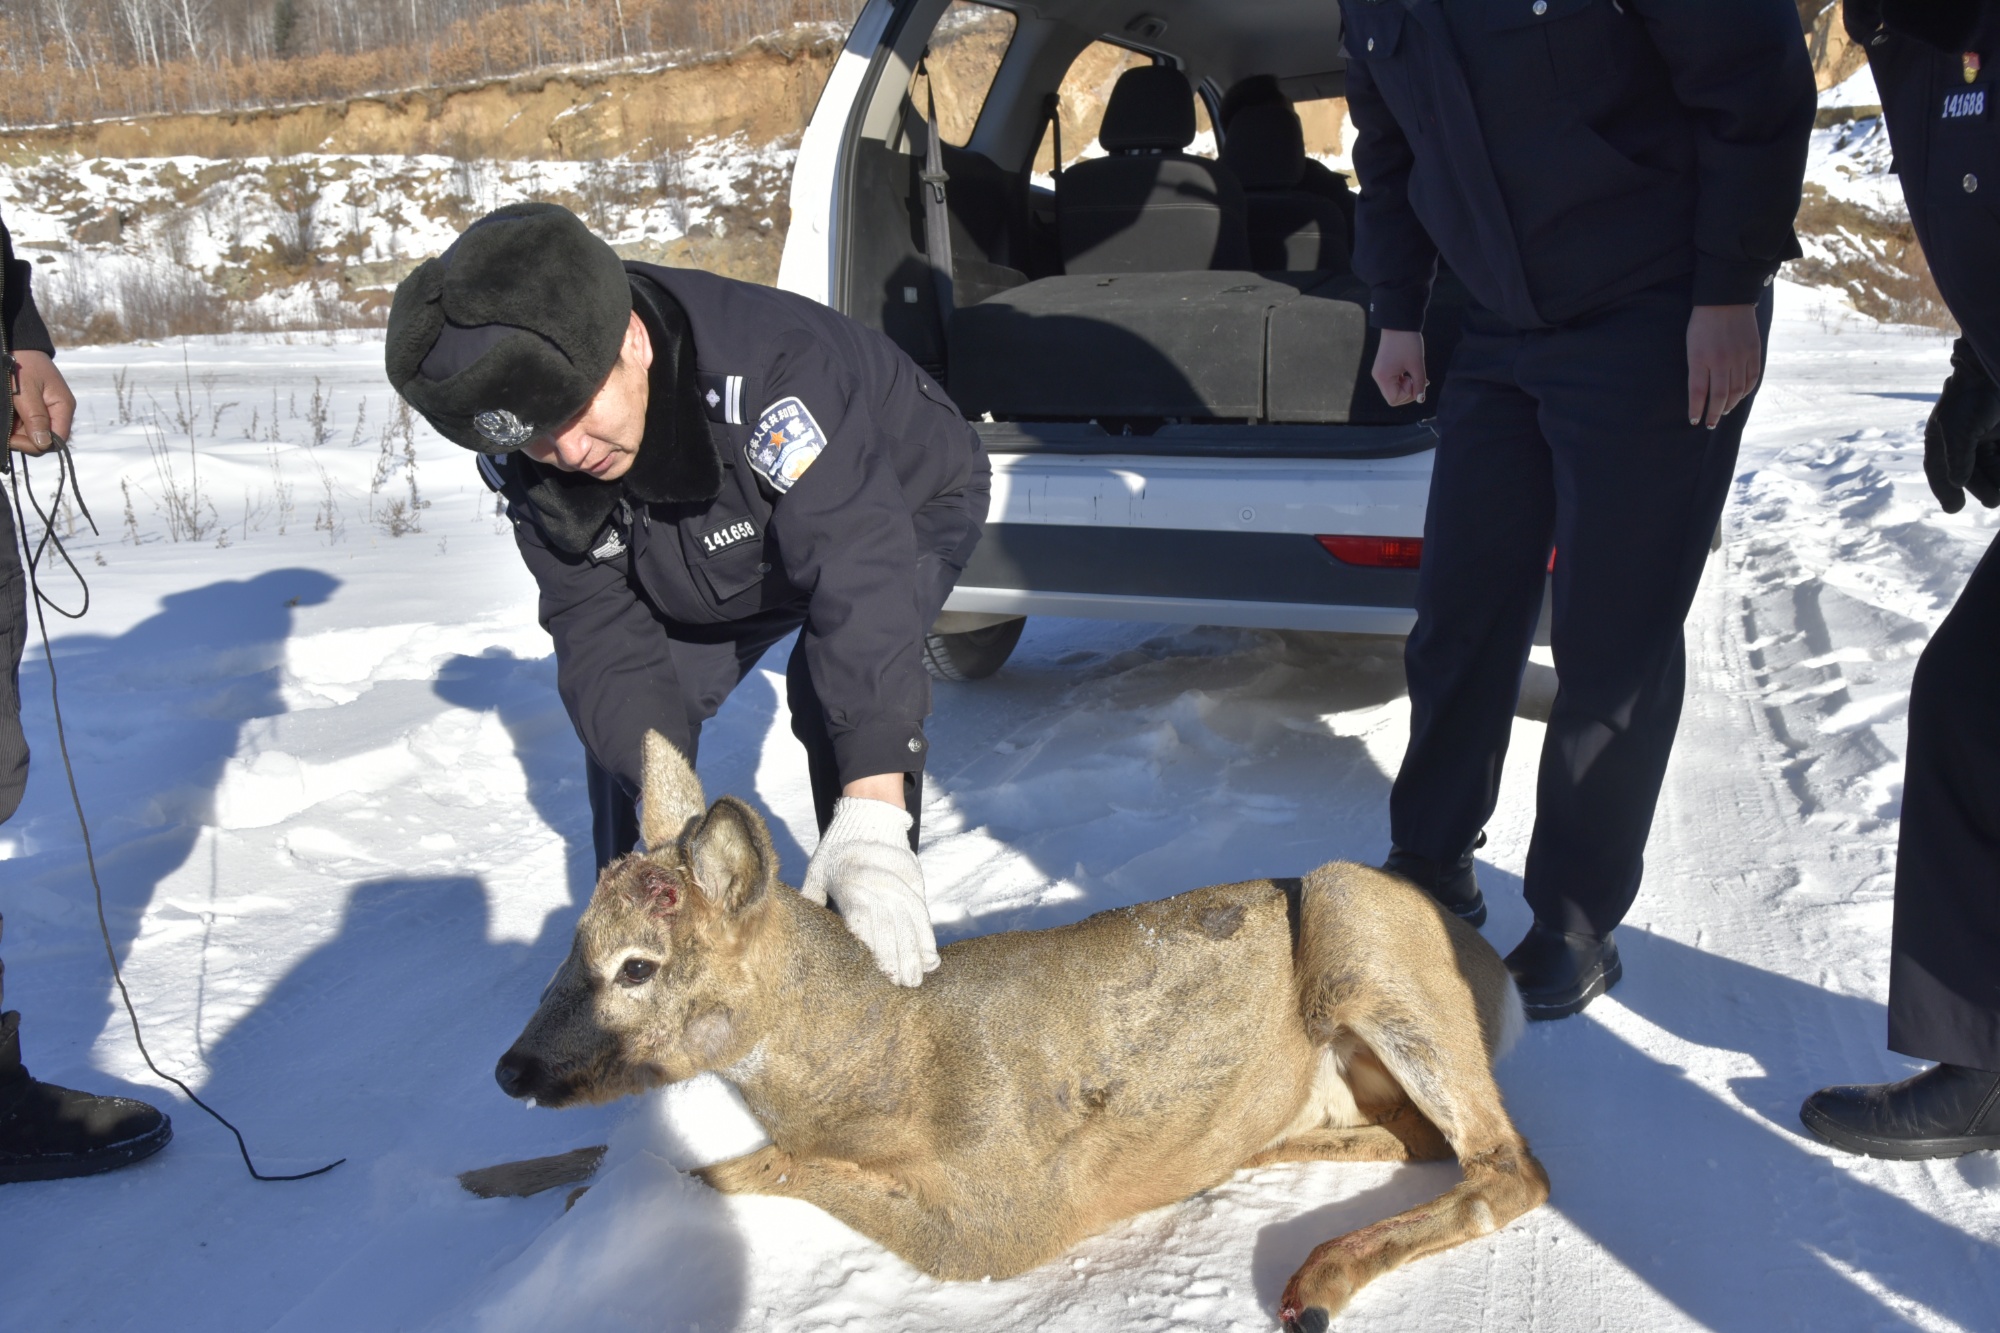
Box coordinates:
[6,350,75,457]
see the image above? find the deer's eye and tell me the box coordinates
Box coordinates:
[617,957,660,987]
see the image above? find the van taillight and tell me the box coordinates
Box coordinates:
[1317,535,1423,569]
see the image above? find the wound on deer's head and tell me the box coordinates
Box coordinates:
[626,861,682,917]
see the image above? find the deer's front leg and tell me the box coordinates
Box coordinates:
[696,1148,1008,1280]
[694,1145,799,1196]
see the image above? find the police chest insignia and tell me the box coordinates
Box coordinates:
[746,396,826,494]
[1967,53,1982,85]
[589,528,627,563]
[474,408,533,449]
[699,517,756,556]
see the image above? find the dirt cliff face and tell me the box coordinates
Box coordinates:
[2,32,839,164]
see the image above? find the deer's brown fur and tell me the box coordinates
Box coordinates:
[496,731,1547,1327]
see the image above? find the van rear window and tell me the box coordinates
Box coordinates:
[914,2,1018,147]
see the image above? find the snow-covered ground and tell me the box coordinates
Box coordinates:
[1,281,1996,1331]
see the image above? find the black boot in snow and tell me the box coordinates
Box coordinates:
[1504,921,1621,1020]
[1800,1063,2000,1160]
[1382,832,1488,927]
[0,1012,172,1185]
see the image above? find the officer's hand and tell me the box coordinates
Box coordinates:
[1371,329,1428,408]
[800,797,939,987]
[1686,304,1761,430]
[1923,341,2000,515]
[7,350,75,456]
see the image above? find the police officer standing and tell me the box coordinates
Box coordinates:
[386,204,989,987]
[1336,0,1816,1016]
[1801,0,2000,1159]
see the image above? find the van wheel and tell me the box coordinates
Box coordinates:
[922,617,1026,682]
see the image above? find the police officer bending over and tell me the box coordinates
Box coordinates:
[1338,0,1815,1016]
[1801,0,2000,1160]
[386,204,989,986]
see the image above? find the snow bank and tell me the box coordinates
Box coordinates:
[0,136,795,339]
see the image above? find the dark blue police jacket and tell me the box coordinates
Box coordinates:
[1338,0,1817,331]
[485,264,990,801]
[1848,0,2000,377]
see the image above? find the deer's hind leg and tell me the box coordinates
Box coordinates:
[1248,1046,1455,1168]
[1276,962,1547,1329]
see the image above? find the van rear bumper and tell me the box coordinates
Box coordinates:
[942,440,1434,634]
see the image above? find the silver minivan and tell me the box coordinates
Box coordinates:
[778,0,1461,678]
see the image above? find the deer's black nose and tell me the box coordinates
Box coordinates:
[494,1050,546,1100]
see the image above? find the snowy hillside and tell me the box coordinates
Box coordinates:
[0,280,1994,1330]
[0,134,795,341]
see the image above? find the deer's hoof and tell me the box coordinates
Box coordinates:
[1280,1305,1330,1333]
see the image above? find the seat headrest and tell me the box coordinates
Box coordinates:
[1098,65,1197,153]
[1219,74,1286,133]
[1220,100,1305,191]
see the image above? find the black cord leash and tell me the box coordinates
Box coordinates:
[7,443,343,1182]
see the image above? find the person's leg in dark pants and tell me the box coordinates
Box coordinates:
[1801,531,2000,1158]
[1390,311,1557,896]
[1888,531,2000,1070]
[585,614,803,872]
[586,753,643,872]
[0,489,27,826]
[1393,282,1771,1016]
[1519,284,1769,941]
[786,635,922,851]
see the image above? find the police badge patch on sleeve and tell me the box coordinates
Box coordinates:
[746,396,826,494]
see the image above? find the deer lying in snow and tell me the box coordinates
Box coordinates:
[492,732,1547,1330]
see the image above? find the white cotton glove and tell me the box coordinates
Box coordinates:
[800,797,939,987]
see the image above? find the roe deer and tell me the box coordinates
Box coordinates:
[494,732,1547,1329]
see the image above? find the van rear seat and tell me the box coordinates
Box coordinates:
[951,270,1378,423]
[1219,101,1351,273]
[1054,66,1251,275]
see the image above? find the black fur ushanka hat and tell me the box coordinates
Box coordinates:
[385,203,632,452]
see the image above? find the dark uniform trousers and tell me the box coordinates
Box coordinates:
[584,608,929,871]
[2,212,42,829]
[0,484,25,826]
[2,210,56,1062]
[1890,531,2000,1069]
[1390,279,1774,939]
[1848,0,2000,1069]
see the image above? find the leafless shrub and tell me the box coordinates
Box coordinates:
[306,377,333,450]
[371,400,427,536]
[121,477,143,545]
[270,448,296,536]
[270,159,322,268]
[652,140,692,234]
[310,453,345,543]
[144,421,218,542]
[44,263,229,345]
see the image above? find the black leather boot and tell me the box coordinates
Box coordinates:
[1382,832,1487,927]
[1800,1063,2000,1160]
[1504,921,1621,1020]
[0,1011,172,1185]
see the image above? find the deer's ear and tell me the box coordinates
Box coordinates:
[686,797,775,915]
[639,730,706,851]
